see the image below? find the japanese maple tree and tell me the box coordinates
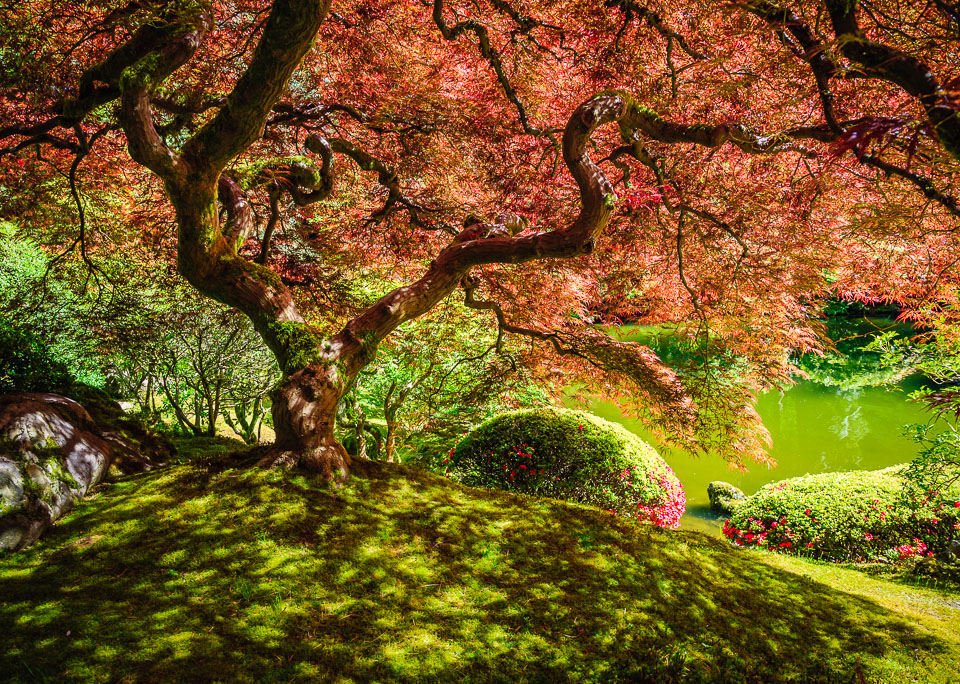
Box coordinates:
[1,0,958,478]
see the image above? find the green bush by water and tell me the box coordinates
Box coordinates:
[447,408,686,528]
[724,466,960,560]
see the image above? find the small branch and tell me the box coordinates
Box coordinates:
[256,188,282,264]
[461,274,596,363]
[45,124,117,286]
[329,136,454,233]
[432,0,561,150]
[859,153,960,218]
[606,0,708,60]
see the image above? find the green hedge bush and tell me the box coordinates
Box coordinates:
[0,320,72,394]
[723,466,960,561]
[446,408,685,528]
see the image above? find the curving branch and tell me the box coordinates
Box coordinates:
[334,94,628,373]
[606,0,707,59]
[328,136,452,231]
[0,2,212,156]
[824,0,960,161]
[117,14,209,180]
[181,1,334,176]
[268,101,436,138]
[742,1,960,159]
[859,153,960,217]
[610,92,821,156]
[740,0,845,132]
[461,274,590,361]
[606,0,707,96]
[221,133,335,260]
[142,0,335,373]
[460,274,694,427]
[737,1,960,217]
[489,0,562,36]
[218,176,256,250]
[268,101,367,130]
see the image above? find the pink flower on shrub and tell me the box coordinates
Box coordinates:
[633,472,685,530]
[895,540,928,560]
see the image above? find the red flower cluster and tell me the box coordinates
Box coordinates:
[633,471,685,530]
[723,515,803,550]
[895,539,931,560]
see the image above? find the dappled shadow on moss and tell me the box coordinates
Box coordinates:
[0,458,956,683]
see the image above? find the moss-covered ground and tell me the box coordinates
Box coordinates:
[1,436,959,682]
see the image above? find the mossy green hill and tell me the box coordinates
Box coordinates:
[1,439,958,682]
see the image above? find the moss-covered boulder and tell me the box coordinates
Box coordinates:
[66,384,172,473]
[723,466,960,561]
[708,481,745,515]
[447,408,685,528]
[0,393,168,551]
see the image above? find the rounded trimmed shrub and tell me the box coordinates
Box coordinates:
[723,466,960,561]
[446,408,685,528]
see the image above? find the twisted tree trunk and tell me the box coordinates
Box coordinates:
[28,0,636,481]
[268,363,351,479]
[162,92,624,480]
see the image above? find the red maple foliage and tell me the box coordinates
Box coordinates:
[1,1,958,476]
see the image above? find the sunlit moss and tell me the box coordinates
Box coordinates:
[0,443,958,682]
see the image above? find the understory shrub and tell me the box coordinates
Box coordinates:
[446,408,685,528]
[724,466,960,561]
[0,320,72,394]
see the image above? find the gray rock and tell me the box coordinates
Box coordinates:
[708,481,746,516]
[941,539,960,564]
[0,393,165,551]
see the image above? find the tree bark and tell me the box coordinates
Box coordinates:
[43,0,634,481]
[385,416,398,463]
[265,363,351,480]
[349,391,368,460]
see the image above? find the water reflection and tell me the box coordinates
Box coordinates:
[588,378,931,535]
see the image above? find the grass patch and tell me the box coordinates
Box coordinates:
[757,550,960,621]
[1,447,958,682]
[165,433,251,465]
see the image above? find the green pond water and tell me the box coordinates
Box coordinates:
[587,379,931,534]
[581,319,933,534]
